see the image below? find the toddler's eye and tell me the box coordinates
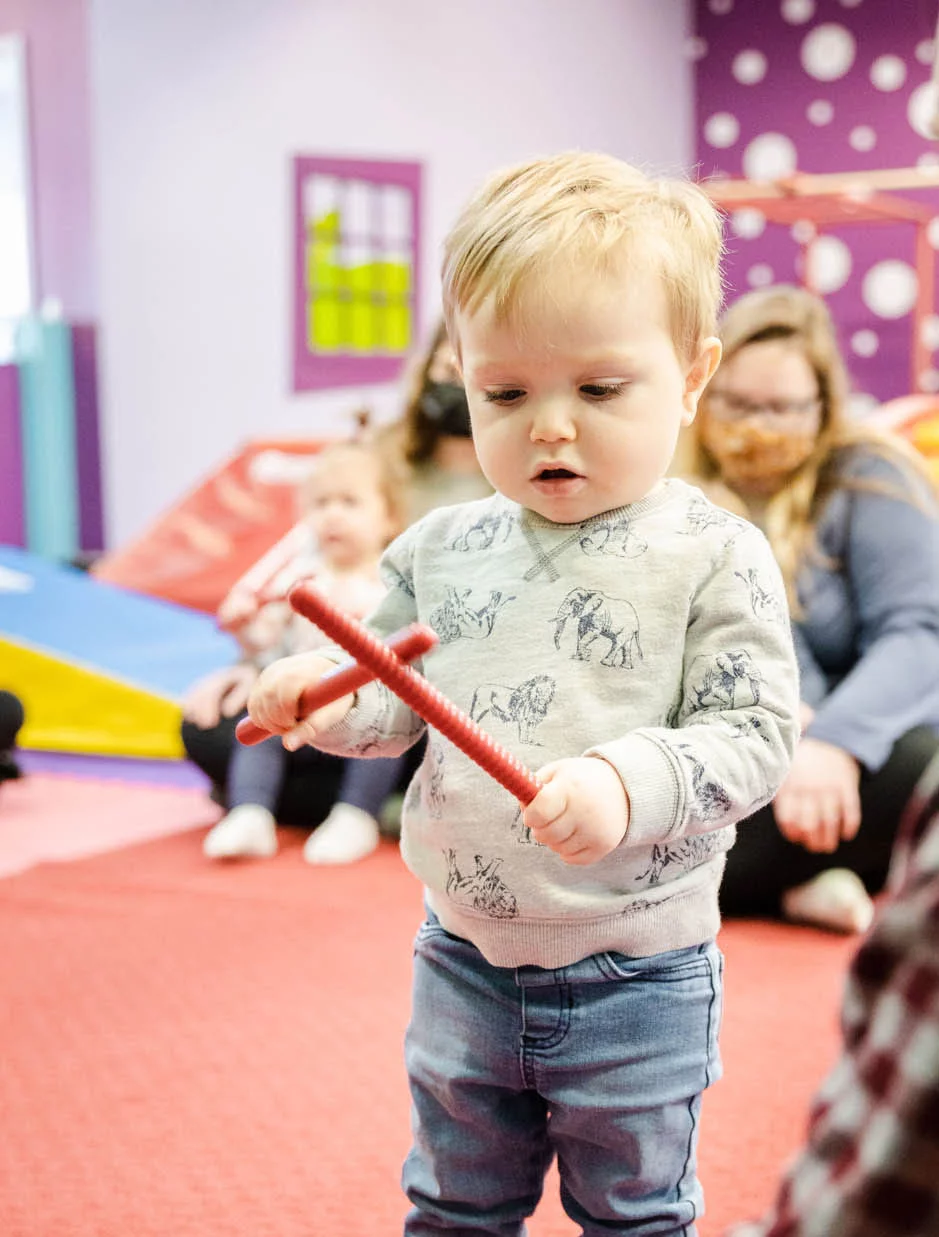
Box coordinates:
[580,383,626,401]
[483,388,525,405]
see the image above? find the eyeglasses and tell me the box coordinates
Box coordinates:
[706,391,822,422]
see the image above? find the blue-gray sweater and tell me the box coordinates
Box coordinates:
[795,447,939,771]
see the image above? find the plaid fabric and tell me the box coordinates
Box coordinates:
[739,753,939,1237]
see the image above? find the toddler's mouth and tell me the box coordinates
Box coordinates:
[536,467,580,480]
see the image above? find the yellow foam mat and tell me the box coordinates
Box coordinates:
[2,637,184,758]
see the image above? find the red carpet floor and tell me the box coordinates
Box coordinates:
[0,776,857,1236]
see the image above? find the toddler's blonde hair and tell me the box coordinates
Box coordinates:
[442,151,725,362]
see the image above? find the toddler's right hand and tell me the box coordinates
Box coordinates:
[246,653,354,751]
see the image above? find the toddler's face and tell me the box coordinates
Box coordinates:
[303,457,394,569]
[456,257,719,524]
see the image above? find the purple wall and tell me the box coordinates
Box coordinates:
[695,0,939,407]
[0,0,95,319]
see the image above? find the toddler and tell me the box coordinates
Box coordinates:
[204,439,406,864]
[247,153,800,1233]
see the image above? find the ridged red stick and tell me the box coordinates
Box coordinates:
[286,581,541,806]
[235,624,437,746]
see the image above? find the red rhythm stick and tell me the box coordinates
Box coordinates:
[275,581,541,806]
[235,624,437,746]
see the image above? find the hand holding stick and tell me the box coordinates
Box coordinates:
[240,581,541,806]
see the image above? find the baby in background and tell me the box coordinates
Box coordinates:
[203,439,407,865]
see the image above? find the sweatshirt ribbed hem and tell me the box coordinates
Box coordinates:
[425,857,725,969]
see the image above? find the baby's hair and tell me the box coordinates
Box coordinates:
[300,437,409,542]
[442,151,725,362]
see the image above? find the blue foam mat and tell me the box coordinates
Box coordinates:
[0,544,238,698]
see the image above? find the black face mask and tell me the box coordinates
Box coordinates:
[418,381,472,438]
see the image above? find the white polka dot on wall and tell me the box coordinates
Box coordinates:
[708,0,734,13]
[916,40,935,66]
[791,219,817,244]
[918,369,939,393]
[851,329,879,358]
[807,236,852,294]
[849,126,877,152]
[732,50,768,85]
[848,393,879,420]
[927,217,939,249]
[732,209,766,239]
[918,153,939,171]
[747,264,775,288]
[862,260,919,320]
[807,99,834,126]
[908,81,939,140]
[838,0,863,8]
[704,113,740,149]
[781,0,815,24]
[921,315,939,351]
[742,132,798,180]
[801,24,856,82]
[870,55,907,92]
[684,37,708,62]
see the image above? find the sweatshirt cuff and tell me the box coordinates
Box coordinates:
[585,732,686,848]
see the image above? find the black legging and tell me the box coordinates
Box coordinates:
[181,715,423,830]
[0,690,25,751]
[720,725,939,917]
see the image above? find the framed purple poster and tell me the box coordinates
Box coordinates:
[293,155,422,392]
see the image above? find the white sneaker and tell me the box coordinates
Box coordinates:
[782,868,875,935]
[303,804,380,865]
[203,805,278,859]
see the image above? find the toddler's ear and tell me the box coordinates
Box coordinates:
[682,337,722,424]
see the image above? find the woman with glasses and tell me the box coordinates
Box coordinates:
[677,284,939,933]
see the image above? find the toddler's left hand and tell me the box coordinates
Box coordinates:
[522,757,629,865]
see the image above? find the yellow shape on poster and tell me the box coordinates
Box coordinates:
[384,303,412,352]
[2,636,184,758]
[310,298,341,352]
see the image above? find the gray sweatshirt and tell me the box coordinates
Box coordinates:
[315,480,800,967]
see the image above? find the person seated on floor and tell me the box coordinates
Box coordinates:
[190,438,409,865]
[677,284,939,934]
[182,322,490,855]
[727,749,939,1237]
[0,689,25,782]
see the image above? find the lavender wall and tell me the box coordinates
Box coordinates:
[0,0,95,319]
[91,0,696,547]
[695,0,939,409]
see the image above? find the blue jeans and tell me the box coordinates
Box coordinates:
[402,916,723,1236]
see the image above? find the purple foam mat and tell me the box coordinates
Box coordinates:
[18,749,211,790]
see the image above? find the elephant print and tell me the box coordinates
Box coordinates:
[429,587,515,643]
[469,674,556,744]
[552,587,643,670]
[579,515,648,559]
[444,850,518,918]
[735,568,786,624]
[686,650,762,712]
[447,511,515,552]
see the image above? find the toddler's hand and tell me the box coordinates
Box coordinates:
[522,757,629,865]
[247,653,354,751]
